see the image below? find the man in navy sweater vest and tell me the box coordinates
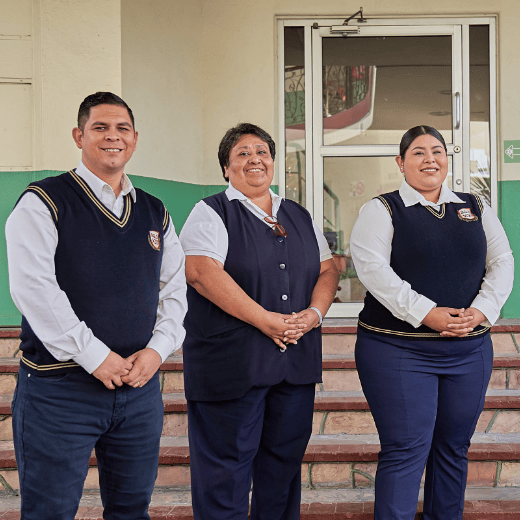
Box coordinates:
[6,92,187,519]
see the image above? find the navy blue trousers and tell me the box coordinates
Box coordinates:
[187,380,316,520]
[12,366,164,520]
[355,329,493,520]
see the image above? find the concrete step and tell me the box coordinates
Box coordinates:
[1,352,520,396]
[1,487,519,519]
[1,390,519,441]
[1,325,520,397]
[1,390,520,441]
[1,326,519,518]
[1,433,519,493]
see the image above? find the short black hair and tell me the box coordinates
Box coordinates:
[218,123,276,180]
[77,92,135,131]
[399,125,447,159]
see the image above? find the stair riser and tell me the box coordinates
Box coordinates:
[2,460,519,493]
[0,331,518,360]
[1,409,519,441]
[317,369,520,393]
[1,367,519,399]
[304,461,520,489]
[0,338,20,358]
[313,409,520,436]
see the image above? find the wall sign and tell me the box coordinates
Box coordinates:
[504,141,520,163]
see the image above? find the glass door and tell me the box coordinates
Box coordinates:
[313,24,462,316]
[280,18,496,317]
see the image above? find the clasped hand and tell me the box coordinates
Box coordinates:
[259,309,320,350]
[92,348,162,390]
[422,307,486,338]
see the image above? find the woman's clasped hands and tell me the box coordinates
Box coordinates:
[281,309,321,348]
[422,307,487,338]
[258,309,321,350]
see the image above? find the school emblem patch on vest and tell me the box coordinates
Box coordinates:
[148,230,161,250]
[457,208,478,222]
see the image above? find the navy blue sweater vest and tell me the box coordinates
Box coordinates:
[358,190,489,340]
[183,192,322,401]
[17,170,169,374]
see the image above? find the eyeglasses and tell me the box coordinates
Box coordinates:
[264,216,287,238]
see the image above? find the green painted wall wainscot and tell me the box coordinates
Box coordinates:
[499,180,520,319]
[0,170,517,325]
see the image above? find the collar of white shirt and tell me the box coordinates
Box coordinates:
[399,180,466,209]
[75,161,137,203]
[225,180,284,219]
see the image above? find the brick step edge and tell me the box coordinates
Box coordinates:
[2,355,520,374]
[2,442,520,469]
[2,501,520,519]
[2,393,520,415]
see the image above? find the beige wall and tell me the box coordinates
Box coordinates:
[0,0,121,172]
[121,0,203,182]
[3,0,520,183]
[121,0,520,185]
[0,0,33,169]
[39,0,122,170]
[198,0,520,184]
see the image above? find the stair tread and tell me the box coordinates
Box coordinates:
[2,431,520,450]
[2,433,520,469]
[1,487,519,517]
[2,389,520,415]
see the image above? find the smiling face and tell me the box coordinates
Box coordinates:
[72,104,138,180]
[224,134,274,197]
[396,133,448,202]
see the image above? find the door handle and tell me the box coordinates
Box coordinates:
[454,92,461,130]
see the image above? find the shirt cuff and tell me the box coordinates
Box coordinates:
[184,250,226,265]
[147,330,180,362]
[405,296,437,328]
[470,296,498,326]
[73,337,111,374]
[320,252,333,262]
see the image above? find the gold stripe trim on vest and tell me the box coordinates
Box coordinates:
[163,208,170,231]
[376,196,392,216]
[26,186,58,222]
[21,355,80,371]
[425,204,446,219]
[358,320,490,338]
[69,170,132,228]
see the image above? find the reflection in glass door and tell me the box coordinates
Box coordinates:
[323,156,453,304]
[321,35,454,146]
[468,25,492,205]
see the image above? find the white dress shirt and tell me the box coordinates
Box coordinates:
[5,162,187,373]
[179,181,332,264]
[350,181,514,327]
